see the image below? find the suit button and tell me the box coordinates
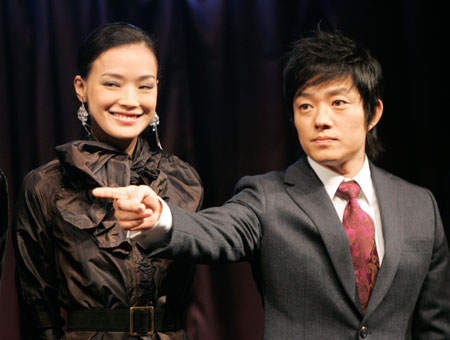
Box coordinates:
[360,326,368,338]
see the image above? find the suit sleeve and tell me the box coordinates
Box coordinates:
[150,175,265,263]
[12,172,65,339]
[412,191,450,339]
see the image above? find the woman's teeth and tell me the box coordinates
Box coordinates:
[112,113,139,121]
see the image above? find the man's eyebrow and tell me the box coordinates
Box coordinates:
[296,86,351,98]
[326,87,352,95]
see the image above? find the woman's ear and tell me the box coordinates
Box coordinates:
[368,99,383,131]
[74,75,87,103]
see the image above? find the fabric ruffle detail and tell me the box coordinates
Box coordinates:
[54,138,203,255]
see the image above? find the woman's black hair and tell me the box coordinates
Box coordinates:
[76,22,158,79]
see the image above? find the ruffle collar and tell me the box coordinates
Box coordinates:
[54,137,202,255]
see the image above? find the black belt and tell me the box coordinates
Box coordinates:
[67,306,179,336]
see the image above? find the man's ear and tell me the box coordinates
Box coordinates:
[74,75,87,103]
[368,99,383,131]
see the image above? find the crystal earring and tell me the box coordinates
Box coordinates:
[150,112,163,150]
[77,103,91,136]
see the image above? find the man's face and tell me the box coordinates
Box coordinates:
[293,77,382,177]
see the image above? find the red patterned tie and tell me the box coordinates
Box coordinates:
[336,180,379,314]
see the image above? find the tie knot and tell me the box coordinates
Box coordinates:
[336,180,361,201]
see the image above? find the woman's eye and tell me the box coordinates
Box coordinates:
[139,85,153,90]
[104,82,119,87]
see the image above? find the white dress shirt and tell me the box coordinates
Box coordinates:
[127,197,172,246]
[307,156,384,263]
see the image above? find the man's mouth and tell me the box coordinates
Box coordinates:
[312,136,337,145]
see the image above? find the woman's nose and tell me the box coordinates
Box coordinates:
[118,86,139,108]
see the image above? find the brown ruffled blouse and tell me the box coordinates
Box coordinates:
[13,137,203,340]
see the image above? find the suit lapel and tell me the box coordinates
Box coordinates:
[285,158,360,311]
[364,164,404,317]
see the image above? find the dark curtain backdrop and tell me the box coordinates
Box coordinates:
[1,0,449,339]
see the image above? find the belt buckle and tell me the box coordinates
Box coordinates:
[130,306,154,336]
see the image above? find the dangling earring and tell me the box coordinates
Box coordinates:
[150,112,163,150]
[77,103,91,136]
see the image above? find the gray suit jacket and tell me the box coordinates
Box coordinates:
[154,158,450,339]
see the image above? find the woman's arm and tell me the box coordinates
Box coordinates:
[13,170,65,339]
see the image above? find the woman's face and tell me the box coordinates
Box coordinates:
[74,43,158,154]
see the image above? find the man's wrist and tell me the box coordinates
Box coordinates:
[127,197,173,247]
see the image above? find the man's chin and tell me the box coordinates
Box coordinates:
[308,152,339,165]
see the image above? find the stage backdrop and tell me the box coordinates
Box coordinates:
[0,1,449,339]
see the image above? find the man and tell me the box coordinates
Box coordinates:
[94,30,450,339]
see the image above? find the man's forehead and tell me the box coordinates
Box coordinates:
[295,76,356,97]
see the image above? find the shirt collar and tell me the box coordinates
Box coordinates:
[307,156,374,203]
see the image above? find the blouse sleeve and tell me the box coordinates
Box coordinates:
[13,168,65,339]
[154,152,204,213]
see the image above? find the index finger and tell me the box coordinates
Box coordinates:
[92,187,128,200]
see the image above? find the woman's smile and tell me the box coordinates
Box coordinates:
[110,111,144,124]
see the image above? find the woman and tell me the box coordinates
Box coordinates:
[13,23,203,339]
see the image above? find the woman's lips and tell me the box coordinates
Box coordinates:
[111,112,142,124]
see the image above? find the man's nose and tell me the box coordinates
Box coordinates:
[314,104,333,129]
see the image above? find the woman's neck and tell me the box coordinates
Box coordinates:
[90,124,137,157]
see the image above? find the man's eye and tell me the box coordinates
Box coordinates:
[104,82,119,87]
[333,100,346,106]
[299,104,310,110]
